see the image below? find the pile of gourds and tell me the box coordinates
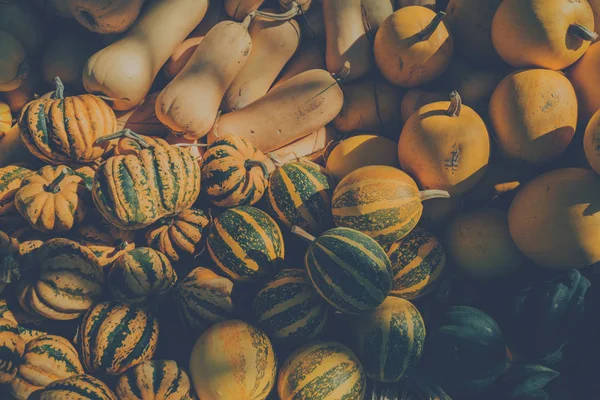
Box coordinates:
[1,0,600,399]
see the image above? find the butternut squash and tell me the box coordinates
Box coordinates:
[268,125,337,165]
[322,0,373,80]
[208,69,344,152]
[225,0,265,21]
[223,14,301,112]
[0,31,27,92]
[156,19,253,139]
[400,89,446,124]
[361,0,394,40]
[569,42,600,122]
[83,0,209,111]
[115,92,169,137]
[67,0,146,34]
[0,2,43,54]
[271,39,325,90]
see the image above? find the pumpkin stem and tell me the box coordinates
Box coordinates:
[291,226,317,243]
[254,2,300,21]
[52,77,65,100]
[419,189,451,202]
[416,11,446,42]
[568,23,599,42]
[116,240,129,251]
[95,129,150,148]
[446,91,462,117]
[0,255,20,285]
[245,160,270,179]
[43,168,69,194]
[242,13,255,30]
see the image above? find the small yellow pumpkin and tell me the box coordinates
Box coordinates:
[0,101,11,133]
[115,360,193,400]
[326,135,399,180]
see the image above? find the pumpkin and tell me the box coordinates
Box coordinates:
[201,135,271,208]
[0,230,20,293]
[265,160,333,236]
[400,89,447,124]
[277,341,366,400]
[585,110,600,176]
[0,101,11,133]
[382,227,446,300]
[189,320,277,400]
[67,0,146,34]
[18,77,117,164]
[92,130,201,230]
[17,238,104,321]
[115,360,193,400]
[569,42,600,122]
[398,91,490,196]
[10,227,50,260]
[508,168,600,270]
[326,135,398,181]
[0,298,46,343]
[14,165,88,233]
[491,0,597,70]
[146,208,209,263]
[31,374,117,400]
[253,269,330,344]
[293,226,392,315]
[176,267,235,334]
[0,2,43,53]
[207,206,285,282]
[10,335,84,400]
[350,297,425,383]
[374,7,453,87]
[79,301,159,376]
[331,166,450,245]
[0,165,32,221]
[489,69,578,164]
[0,318,24,384]
[0,30,28,92]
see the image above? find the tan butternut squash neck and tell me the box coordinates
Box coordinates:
[416,11,446,42]
[291,225,317,243]
[446,91,462,117]
[568,24,599,42]
[419,189,451,202]
[44,168,69,194]
[95,128,150,147]
[51,76,65,100]
[245,160,270,178]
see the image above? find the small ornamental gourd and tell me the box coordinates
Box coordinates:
[189,320,277,400]
[17,238,104,321]
[277,341,367,400]
[15,166,88,233]
[10,335,84,400]
[108,248,178,303]
[18,77,118,164]
[292,226,392,315]
[0,298,46,343]
[207,206,285,282]
[78,302,159,376]
[146,208,210,263]
[176,267,235,334]
[31,374,117,400]
[0,165,32,221]
[201,135,271,208]
[0,230,20,294]
[331,166,450,245]
[253,269,330,343]
[115,360,193,400]
[0,318,24,384]
[0,101,11,133]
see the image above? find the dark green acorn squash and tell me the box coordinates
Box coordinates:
[483,364,559,400]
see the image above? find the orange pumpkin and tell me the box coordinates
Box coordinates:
[584,110,600,177]
[569,42,600,122]
[400,89,447,124]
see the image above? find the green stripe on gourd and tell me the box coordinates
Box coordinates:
[0,318,24,384]
[32,374,117,399]
[116,360,193,400]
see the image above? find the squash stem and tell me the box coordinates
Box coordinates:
[52,77,65,100]
[419,189,451,202]
[416,11,446,42]
[254,2,300,21]
[446,91,462,117]
[174,143,208,148]
[568,24,599,42]
[291,226,317,243]
[245,160,270,179]
[0,255,19,284]
[242,13,255,30]
[43,168,69,194]
[95,129,150,148]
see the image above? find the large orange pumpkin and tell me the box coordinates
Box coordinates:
[569,42,600,122]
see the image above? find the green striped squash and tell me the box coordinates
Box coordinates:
[382,227,446,300]
[176,267,235,334]
[277,341,366,400]
[0,318,24,384]
[266,161,333,235]
[302,227,392,315]
[0,165,33,221]
[10,335,84,399]
[116,360,193,400]
[30,374,117,400]
[78,302,159,376]
[107,247,178,303]
[0,298,46,343]
[207,206,285,282]
[351,297,425,383]
[331,166,450,245]
[253,269,330,343]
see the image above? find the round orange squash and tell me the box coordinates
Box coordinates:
[326,135,399,180]
[400,89,446,124]
[569,42,600,122]
[584,109,600,176]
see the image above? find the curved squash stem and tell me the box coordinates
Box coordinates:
[267,153,284,168]
[116,240,129,251]
[245,159,270,179]
[568,23,599,42]
[304,62,351,105]
[242,13,255,30]
[419,189,451,201]
[44,168,69,194]
[95,129,150,148]
[446,91,462,117]
[416,11,446,42]
[52,76,65,100]
[254,1,300,21]
[291,226,317,243]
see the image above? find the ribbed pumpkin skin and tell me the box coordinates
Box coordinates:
[31,374,117,400]
[0,318,24,384]
[108,248,177,303]
[207,206,285,282]
[201,135,270,208]
[115,360,193,400]
[176,267,235,334]
[332,166,424,245]
[266,161,333,235]
[0,298,46,343]
[79,302,159,376]
[253,269,330,343]
[0,165,32,219]
[305,227,392,315]
[351,297,425,383]
[17,238,105,320]
[382,227,446,299]
[146,208,210,263]
[189,320,277,400]
[10,335,84,400]
[92,135,201,230]
[277,341,366,400]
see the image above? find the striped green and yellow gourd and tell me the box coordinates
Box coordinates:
[0,230,20,294]
[10,334,84,399]
[78,302,159,376]
[350,297,425,383]
[115,360,193,400]
[30,374,117,400]
[0,298,46,343]
[382,227,446,300]
[294,226,392,315]
[176,267,235,334]
[207,206,285,282]
[277,341,366,400]
[265,160,333,235]
[0,318,24,384]
[107,247,177,303]
[331,166,450,245]
[253,269,330,343]
[0,165,32,222]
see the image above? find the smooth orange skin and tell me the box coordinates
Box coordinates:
[326,135,399,180]
[489,69,578,164]
[569,42,600,122]
[591,0,600,31]
[584,110,600,176]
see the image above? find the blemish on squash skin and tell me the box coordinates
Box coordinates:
[444,144,461,174]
